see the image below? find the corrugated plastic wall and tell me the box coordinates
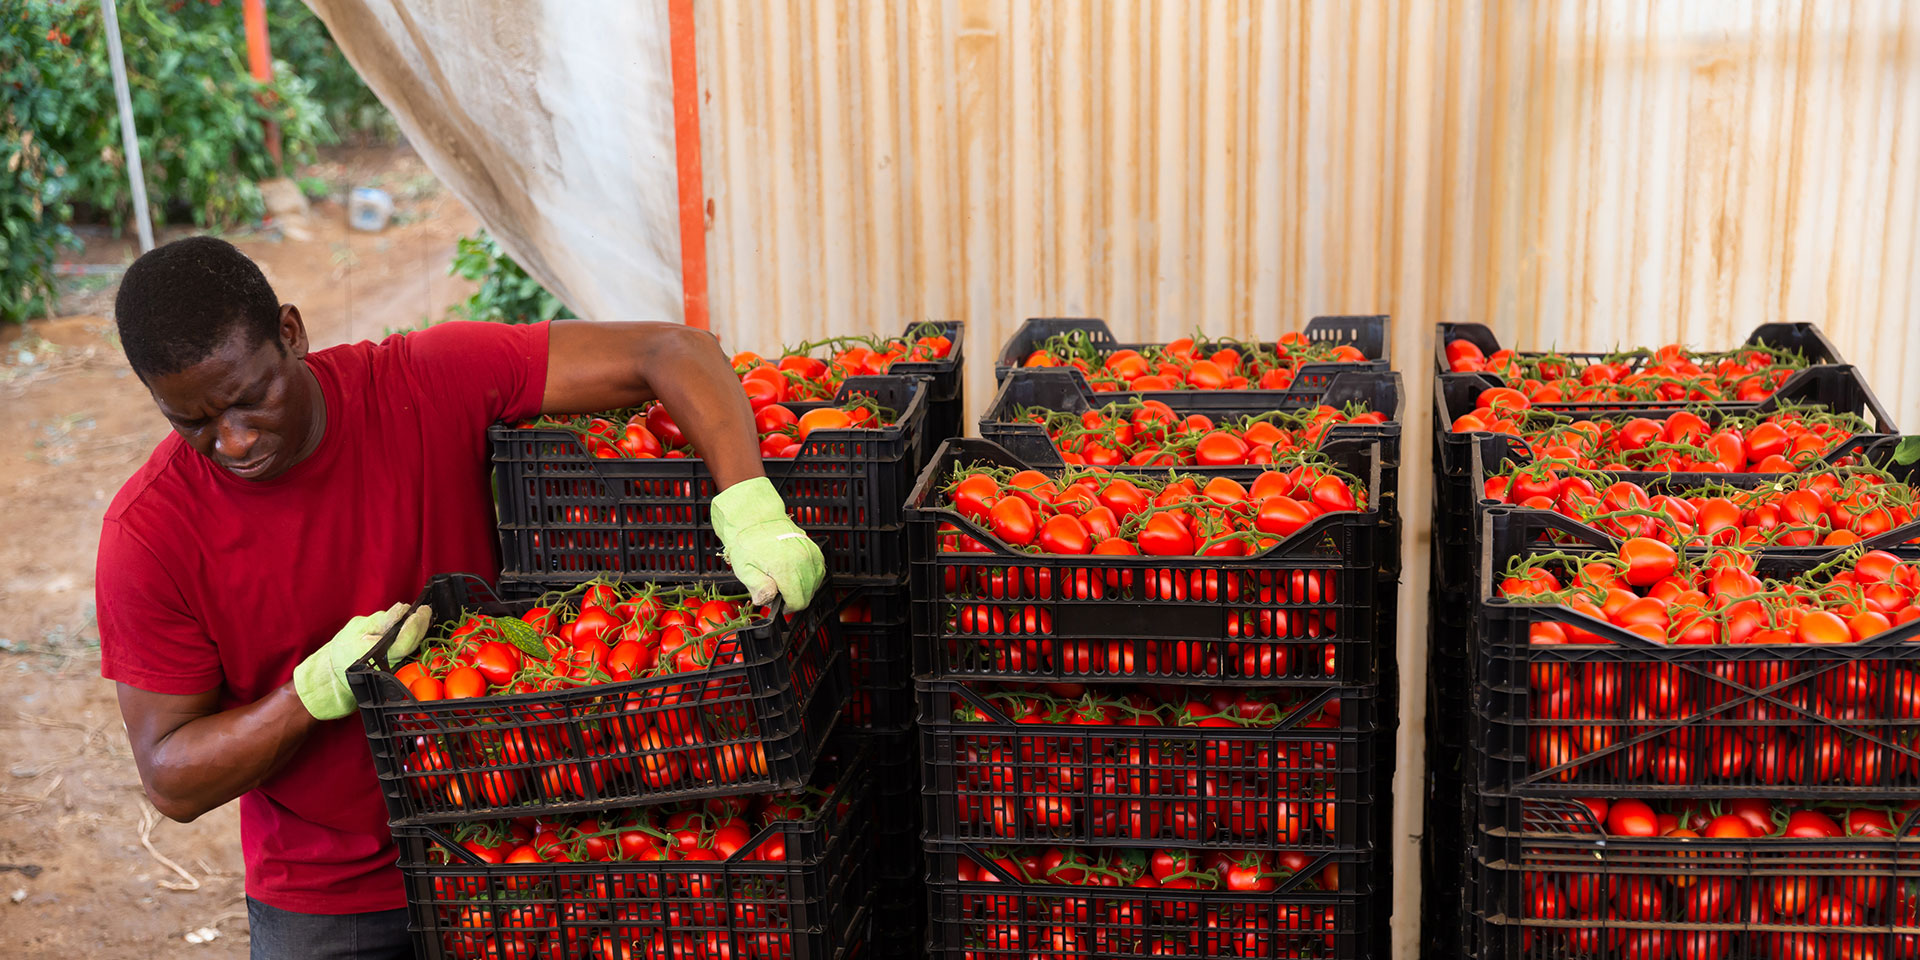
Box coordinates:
[694,0,1920,427]
[694,0,1427,427]
[692,4,1920,957]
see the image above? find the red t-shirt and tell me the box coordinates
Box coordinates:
[95,321,550,914]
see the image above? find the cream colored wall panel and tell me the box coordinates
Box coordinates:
[1455,1,1920,425]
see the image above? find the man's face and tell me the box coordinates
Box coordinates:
[144,306,323,482]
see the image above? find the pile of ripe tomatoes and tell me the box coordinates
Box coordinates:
[1506,542,1920,647]
[943,686,1348,845]
[732,324,954,404]
[936,461,1366,559]
[423,769,854,960]
[1444,338,1809,403]
[1483,465,1919,548]
[396,583,761,702]
[1019,331,1369,392]
[392,582,808,811]
[1451,390,1870,473]
[951,845,1344,958]
[1009,397,1390,467]
[523,395,894,462]
[1514,799,1920,960]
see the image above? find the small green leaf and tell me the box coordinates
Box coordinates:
[1894,436,1920,466]
[496,617,550,660]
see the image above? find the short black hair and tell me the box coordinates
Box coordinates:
[115,236,283,379]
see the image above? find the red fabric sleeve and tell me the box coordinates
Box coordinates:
[96,520,223,695]
[397,320,551,426]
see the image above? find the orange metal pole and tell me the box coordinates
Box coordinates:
[242,0,281,166]
[667,0,709,330]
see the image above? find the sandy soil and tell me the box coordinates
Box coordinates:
[1,147,478,958]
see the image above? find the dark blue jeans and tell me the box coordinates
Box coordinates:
[246,897,414,960]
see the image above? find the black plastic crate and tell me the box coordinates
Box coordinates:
[1434,363,1896,486]
[1471,796,1920,960]
[994,315,1393,391]
[980,367,1402,533]
[1432,365,1897,519]
[759,320,966,451]
[907,438,1385,686]
[884,320,966,448]
[925,841,1374,959]
[346,574,850,825]
[394,744,874,960]
[1473,510,1920,799]
[1429,364,1899,632]
[978,368,1404,465]
[835,583,914,731]
[1467,436,1920,543]
[917,680,1375,850]
[1453,437,1920,630]
[493,374,926,583]
[1436,319,1848,392]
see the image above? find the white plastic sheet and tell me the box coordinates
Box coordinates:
[304,0,685,323]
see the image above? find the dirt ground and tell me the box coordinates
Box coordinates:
[0,147,478,959]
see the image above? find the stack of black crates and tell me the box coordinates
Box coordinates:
[1424,321,1917,960]
[342,322,963,960]
[345,572,867,960]
[906,316,1401,959]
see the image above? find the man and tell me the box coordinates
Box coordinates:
[94,236,824,959]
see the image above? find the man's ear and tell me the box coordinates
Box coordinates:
[279,304,310,359]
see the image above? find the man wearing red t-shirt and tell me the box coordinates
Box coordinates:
[95,237,824,959]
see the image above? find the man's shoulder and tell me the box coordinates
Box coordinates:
[104,433,195,529]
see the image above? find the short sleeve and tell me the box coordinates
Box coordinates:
[398,321,552,428]
[96,520,223,695]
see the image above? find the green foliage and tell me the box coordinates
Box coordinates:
[1,0,396,322]
[254,1,396,144]
[1,4,80,323]
[448,232,572,325]
[26,0,332,229]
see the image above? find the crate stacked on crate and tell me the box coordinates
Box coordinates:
[1465,508,1920,960]
[491,373,930,587]
[990,314,1400,667]
[737,320,966,455]
[907,433,1390,959]
[344,573,866,959]
[1422,321,1898,959]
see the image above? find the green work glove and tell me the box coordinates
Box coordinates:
[712,476,826,611]
[293,602,431,720]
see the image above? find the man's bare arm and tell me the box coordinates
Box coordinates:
[541,320,765,491]
[116,681,319,822]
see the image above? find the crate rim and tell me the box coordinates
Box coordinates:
[1433,319,1849,377]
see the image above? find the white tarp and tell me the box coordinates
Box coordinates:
[304,0,685,323]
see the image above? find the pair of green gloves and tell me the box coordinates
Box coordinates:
[295,477,825,721]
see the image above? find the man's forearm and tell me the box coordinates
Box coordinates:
[642,327,767,491]
[137,682,319,822]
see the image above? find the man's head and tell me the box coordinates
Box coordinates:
[116,237,324,481]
